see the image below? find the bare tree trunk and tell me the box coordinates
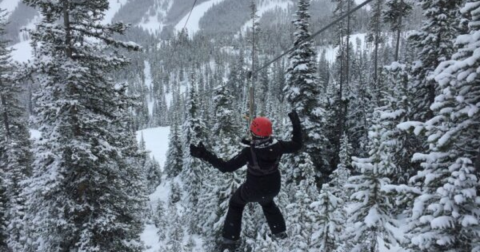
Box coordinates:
[1,93,10,140]
[63,0,72,58]
[395,21,401,62]
[475,149,480,172]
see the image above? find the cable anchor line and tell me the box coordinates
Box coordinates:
[250,0,374,77]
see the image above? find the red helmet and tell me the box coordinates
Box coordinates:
[250,117,272,138]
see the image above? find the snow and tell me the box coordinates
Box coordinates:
[354,0,372,11]
[144,60,153,89]
[174,0,226,36]
[101,0,128,25]
[138,0,172,35]
[319,32,400,63]
[141,224,161,252]
[240,0,293,32]
[29,129,41,139]
[143,61,155,115]
[0,0,21,18]
[137,127,171,251]
[136,127,170,168]
[9,40,33,63]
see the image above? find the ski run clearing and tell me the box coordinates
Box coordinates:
[174,0,225,36]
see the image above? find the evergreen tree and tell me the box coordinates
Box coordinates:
[0,172,6,251]
[21,0,145,250]
[285,0,331,180]
[212,84,238,139]
[408,0,463,121]
[144,157,162,194]
[286,152,319,251]
[406,1,480,250]
[367,0,385,101]
[0,8,32,251]
[311,184,345,252]
[383,0,413,62]
[180,73,208,233]
[343,109,401,251]
[330,133,352,202]
[165,119,183,178]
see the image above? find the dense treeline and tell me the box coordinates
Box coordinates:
[1,0,478,251]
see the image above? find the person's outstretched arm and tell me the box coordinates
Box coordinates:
[190,143,248,173]
[281,110,303,153]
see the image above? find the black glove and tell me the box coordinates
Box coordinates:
[190,142,207,159]
[288,110,300,127]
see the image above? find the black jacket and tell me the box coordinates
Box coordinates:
[202,119,302,176]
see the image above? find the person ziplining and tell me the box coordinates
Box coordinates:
[190,110,302,251]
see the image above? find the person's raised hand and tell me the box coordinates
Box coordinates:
[288,109,300,126]
[190,142,207,159]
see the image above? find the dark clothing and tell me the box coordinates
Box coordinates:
[200,118,302,240]
[223,171,285,240]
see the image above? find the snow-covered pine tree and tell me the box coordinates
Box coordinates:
[367,0,385,101]
[154,200,167,239]
[138,131,162,194]
[165,118,183,178]
[164,201,185,252]
[382,62,423,184]
[312,134,350,251]
[382,0,413,62]
[343,108,401,251]
[21,0,145,250]
[0,172,6,250]
[310,184,344,252]
[285,0,330,180]
[408,0,463,121]
[0,8,32,251]
[285,152,319,251]
[144,157,162,194]
[330,133,352,202]
[212,84,239,140]
[405,1,480,250]
[180,72,208,233]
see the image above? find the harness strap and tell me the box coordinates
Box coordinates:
[249,146,281,176]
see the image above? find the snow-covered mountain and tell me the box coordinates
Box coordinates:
[4,0,300,41]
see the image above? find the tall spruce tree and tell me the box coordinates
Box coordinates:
[406,1,480,250]
[383,0,413,62]
[165,118,183,178]
[367,0,385,102]
[180,73,208,234]
[0,172,6,250]
[408,0,463,121]
[285,0,330,180]
[343,108,401,251]
[21,0,145,251]
[0,8,32,251]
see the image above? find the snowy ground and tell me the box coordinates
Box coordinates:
[137,0,172,35]
[136,127,170,168]
[29,129,40,139]
[0,0,22,19]
[136,126,205,251]
[137,127,170,251]
[240,0,293,32]
[101,0,128,25]
[174,0,226,36]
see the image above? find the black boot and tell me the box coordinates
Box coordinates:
[218,238,242,252]
[272,231,288,240]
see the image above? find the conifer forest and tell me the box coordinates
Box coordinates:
[0,0,479,251]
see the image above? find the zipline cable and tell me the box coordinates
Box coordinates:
[183,0,198,31]
[250,0,374,76]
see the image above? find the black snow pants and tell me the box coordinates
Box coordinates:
[222,170,286,240]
